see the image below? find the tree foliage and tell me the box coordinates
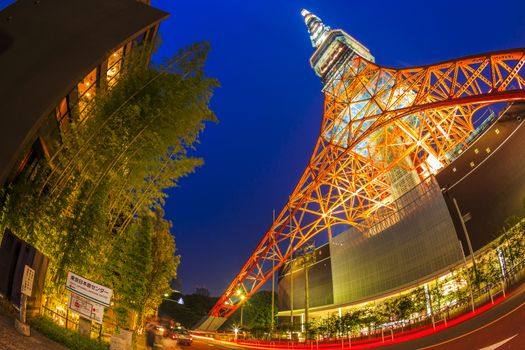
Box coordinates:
[0,41,217,328]
[103,207,179,328]
[221,291,277,331]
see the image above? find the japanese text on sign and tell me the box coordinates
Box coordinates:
[66,271,112,307]
[21,265,35,297]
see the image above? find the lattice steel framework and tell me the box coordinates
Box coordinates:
[208,10,525,320]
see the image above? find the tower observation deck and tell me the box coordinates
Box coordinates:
[196,9,525,332]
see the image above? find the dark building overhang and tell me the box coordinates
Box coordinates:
[0,0,169,185]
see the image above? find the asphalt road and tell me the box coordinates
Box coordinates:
[189,281,525,350]
[385,281,525,349]
[186,337,229,350]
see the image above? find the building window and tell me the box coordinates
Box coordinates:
[107,47,124,88]
[55,97,70,133]
[133,31,147,48]
[16,138,47,177]
[78,68,98,120]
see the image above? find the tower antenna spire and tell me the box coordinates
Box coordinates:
[301,9,330,48]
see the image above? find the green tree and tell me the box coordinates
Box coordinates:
[222,291,276,331]
[341,309,363,339]
[0,41,217,304]
[101,207,179,329]
[138,207,180,323]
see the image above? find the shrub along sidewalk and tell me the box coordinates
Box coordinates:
[29,317,109,350]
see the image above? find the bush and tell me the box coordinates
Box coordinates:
[28,317,109,350]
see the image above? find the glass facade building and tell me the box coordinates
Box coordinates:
[277,104,525,319]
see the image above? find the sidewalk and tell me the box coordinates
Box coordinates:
[0,311,67,350]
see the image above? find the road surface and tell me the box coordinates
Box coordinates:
[385,281,525,349]
[190,281,525,349]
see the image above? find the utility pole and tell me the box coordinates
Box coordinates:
[289,202,294,328]
[304,254,309,337]
[453,198,476,269]
[240,303,244,327]
[271,209,275,334]
[290,253,294,327]
[459,240,476,312]
[302,244,316,339]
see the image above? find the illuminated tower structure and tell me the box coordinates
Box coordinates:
[197,10,525,331]
[303,9,422,209]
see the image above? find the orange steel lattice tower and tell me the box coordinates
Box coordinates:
[198,10,525,330]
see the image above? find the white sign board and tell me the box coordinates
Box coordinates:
[68,292,105,324]
[66,271,112,307]
[21,265,35,297]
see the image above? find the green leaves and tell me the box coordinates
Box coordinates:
[0,40,216,328]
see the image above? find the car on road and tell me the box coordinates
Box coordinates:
[171,329,193,346]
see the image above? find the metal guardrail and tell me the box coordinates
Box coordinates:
[40,305,110,342]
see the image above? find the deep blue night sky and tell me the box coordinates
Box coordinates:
[150,0,525,296]
[1,0,525,296]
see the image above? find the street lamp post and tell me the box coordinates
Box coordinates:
[302,244,316,339]
[240,294,245,327]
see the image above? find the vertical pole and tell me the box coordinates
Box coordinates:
[290,203,294,328]
[271,209,276,334]
[290,257,294,327]
[453,198,476,268]
[459,240,476,312]
[20,294,27,324]
[240,304,244,327]
[304,254,309,339]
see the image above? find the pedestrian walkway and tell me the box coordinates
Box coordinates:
[0,310,67,350]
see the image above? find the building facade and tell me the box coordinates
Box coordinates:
[0,0,168,186]
[0,0,168,313]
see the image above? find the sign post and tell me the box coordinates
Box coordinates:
[15,265,35,336]
[68,292,105,324]
[66,271,112,307]
[65,272,113,337]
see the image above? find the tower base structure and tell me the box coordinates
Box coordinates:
[207,8,525,320]
[193,316,227,332]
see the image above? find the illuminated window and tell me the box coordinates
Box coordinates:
[486,147,491,153]
[474,148,479,154]
[55,97,70,133]
[452,167,457,172]
[107,47,124,88]
[78,68,97,120]
[495,128,500,134]
[470,161,475,167]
